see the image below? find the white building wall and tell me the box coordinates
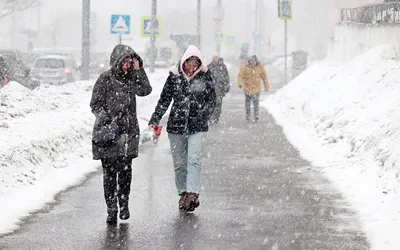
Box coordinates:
[330,23,400,62]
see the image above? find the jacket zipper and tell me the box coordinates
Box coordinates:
[184,79,191,134]
[125,91,131,157]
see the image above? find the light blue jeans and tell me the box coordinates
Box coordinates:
[168,132,207,195]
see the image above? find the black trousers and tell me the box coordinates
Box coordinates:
[101,156,133,214]
[211,96,223,124]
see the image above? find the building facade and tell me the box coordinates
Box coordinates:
[334,0,382,8]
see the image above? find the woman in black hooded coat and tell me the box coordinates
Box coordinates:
[90,44,152,224]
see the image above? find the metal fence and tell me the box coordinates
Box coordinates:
[341,2,400,24]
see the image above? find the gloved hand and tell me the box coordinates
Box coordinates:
[148,124,156,130]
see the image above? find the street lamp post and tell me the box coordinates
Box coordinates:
[81,0,90,81]
[213,0,224,55]
[254,0,259,55]
[149,0,157,73]
[197,0,201,49]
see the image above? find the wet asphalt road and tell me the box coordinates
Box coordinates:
[0,68,369,250]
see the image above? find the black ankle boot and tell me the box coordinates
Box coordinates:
[106,212,118,225]
[106,201,118,225]
[119,204,130,220]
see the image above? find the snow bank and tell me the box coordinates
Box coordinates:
[0,70,168,235]
[0,80,97,234]
[263,45,400,250]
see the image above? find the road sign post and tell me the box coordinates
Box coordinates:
[111,14,131,44]
[213,0,224,55]
[140,14,162,73]
[278,0,292,84]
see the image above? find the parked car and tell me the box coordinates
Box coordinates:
[143,47,176,69]
[30,55,79,85]
[90,52,109,74]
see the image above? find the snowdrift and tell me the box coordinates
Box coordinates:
[0,81,96,234]
[263,45,400,250]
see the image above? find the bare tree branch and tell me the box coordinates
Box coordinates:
[0,0,41,20]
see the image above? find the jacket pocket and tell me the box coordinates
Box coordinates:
[92,119,119,146]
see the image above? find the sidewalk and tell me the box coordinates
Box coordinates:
[0,93,369,250]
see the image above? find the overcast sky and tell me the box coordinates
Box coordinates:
[0,0,353,60]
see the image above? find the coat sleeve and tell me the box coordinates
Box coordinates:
[260,66,269,91]
[237,65,245,88]
[148,75,174,126]
[205,72,217,120]
[132,68,152,96]
[222,64,230,93]
[90,73,110,123]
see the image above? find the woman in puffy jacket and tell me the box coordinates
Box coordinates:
[148,45,216,212]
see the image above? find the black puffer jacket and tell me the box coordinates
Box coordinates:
[90,44,152,160]
[149,46,216,135]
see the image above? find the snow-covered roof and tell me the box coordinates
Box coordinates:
[35,55,70,60]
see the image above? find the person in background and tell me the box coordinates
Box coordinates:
[207,56,230,124]
[148,45,216,212]
[90,44,152,225]
[237,55,269,123]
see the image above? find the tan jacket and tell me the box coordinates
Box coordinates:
[237,64,269,96]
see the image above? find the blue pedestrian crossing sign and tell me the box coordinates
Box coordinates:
[141,16,162,38]
[226,35,235,45]
[215,33,224,44]
[278,0,292,20]
[111,15,130,35]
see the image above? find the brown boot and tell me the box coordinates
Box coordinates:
[179,192,187,210]
[185,193,200,212]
